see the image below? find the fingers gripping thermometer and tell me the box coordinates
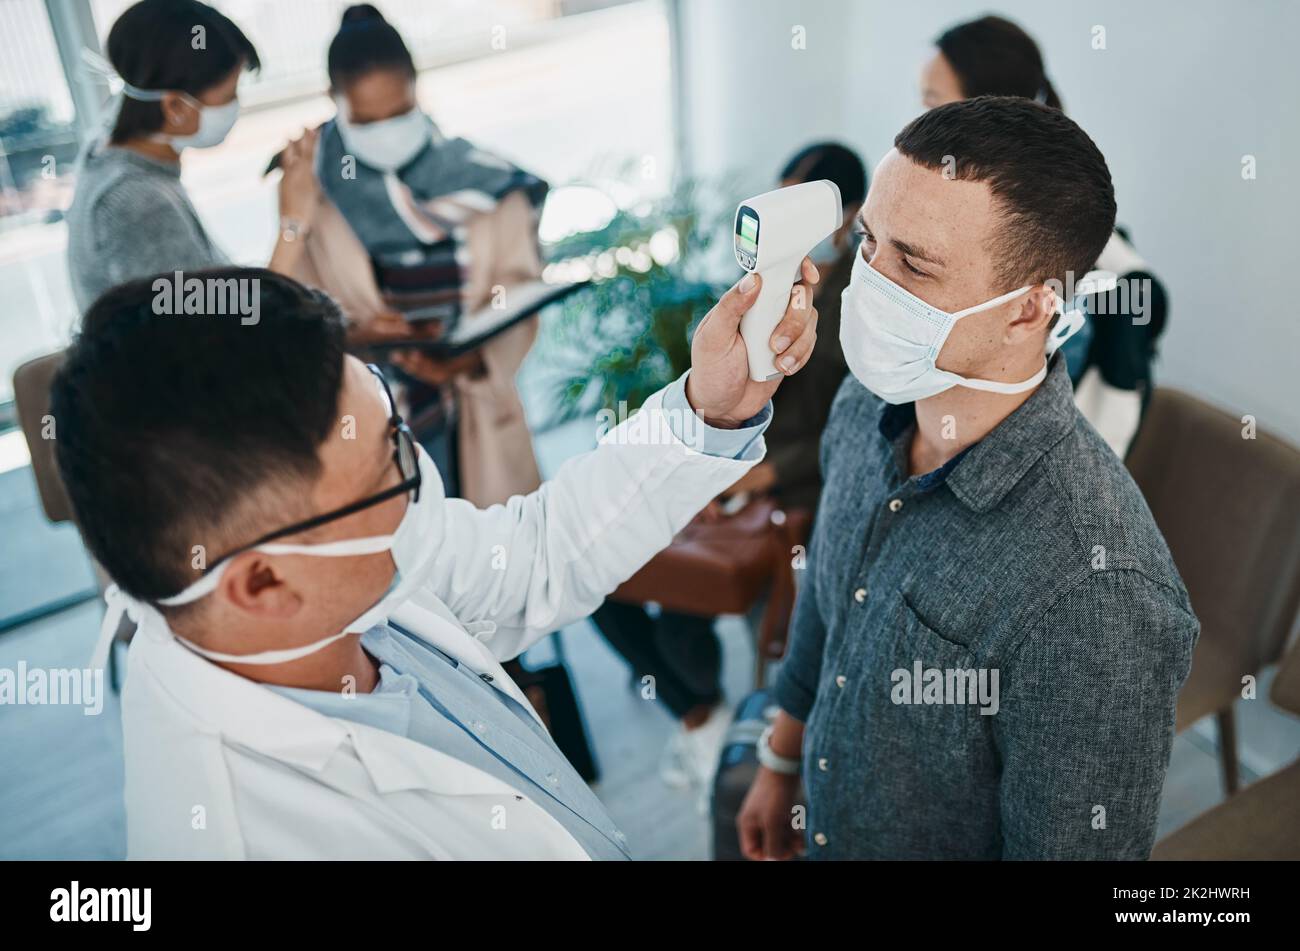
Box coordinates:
[734,180,843,381]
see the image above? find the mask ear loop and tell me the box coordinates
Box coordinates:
[157,536,398,607]
[1048,269,1120,356]
[1047,301,1087,354]
[79,48,172,103]
[80,47,205,146]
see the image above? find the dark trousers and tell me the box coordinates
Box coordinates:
[590,601,721,719]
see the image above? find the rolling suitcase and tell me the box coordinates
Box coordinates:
[710,688,806,860]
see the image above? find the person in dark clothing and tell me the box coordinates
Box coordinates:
[592,144,867,794]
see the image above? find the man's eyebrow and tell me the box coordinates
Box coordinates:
[858,212,948,267]
[891,236,946,267]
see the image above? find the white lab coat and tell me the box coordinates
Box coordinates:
[117,388,761,859]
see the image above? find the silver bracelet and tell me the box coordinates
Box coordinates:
[280,217,309,243]
[757,723,801,775]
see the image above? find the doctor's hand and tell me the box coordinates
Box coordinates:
[685,258,819,428]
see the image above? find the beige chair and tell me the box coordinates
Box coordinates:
[13,351,72,524]
[1126,388,1300,796]
[1151,636,1300,859]
[13,350,128,686]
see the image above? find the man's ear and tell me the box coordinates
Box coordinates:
[1005,285,1057,343]
[218,553,303,619]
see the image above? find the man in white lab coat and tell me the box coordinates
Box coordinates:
[52,263,818,859]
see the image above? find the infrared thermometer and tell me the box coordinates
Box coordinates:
[734,180,843,381]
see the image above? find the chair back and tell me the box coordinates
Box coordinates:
[12,350,73,524]
[1127,388,1300,726]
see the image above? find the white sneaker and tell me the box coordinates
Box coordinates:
[658,728,692,788]
[677,703,732,797]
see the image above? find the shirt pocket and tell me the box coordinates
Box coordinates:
[880,596,984,745]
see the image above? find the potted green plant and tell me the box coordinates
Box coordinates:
[535,170,752,425]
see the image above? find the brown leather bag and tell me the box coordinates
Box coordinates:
[610,497,812,685]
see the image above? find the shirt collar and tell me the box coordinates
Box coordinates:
[944,353,1077,512]
[97,142,182,178]
[874,353,1076,512]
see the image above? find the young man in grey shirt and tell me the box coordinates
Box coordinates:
[739,97,1198,860]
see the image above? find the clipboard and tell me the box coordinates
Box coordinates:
[362,279,589,357]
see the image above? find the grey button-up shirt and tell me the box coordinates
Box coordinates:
[774,354,1198,859]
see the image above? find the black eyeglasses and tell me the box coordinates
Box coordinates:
[204,363,422,571]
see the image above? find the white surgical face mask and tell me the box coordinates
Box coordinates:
[91,445,443,670]
[78,50,240,151]
[164,95,240,150]
[335,100,431,172]
[839,249,1084,404]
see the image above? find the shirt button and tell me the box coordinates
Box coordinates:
[853,587,867,604]
[835,675,847,688]
[547,772,560,785]
[472,720,487,733]
[814,832,828,846]
[479,673,494,683]
[888,498,904,512]
[817,757,829,771]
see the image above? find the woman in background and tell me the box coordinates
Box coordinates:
[921,14,1169,458]
[66,0,320,312]
[590,144,867,796]
[289,4,547,502]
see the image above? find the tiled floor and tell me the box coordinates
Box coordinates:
[1,416,1297,860]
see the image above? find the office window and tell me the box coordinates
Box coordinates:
[0,0,672,629]
[0,0,83,412]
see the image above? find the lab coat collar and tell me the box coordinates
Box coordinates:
[128,615,353,773]
[345,724,524,797]
[126,609,533,800]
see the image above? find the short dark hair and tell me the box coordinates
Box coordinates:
[894,96,1116,291]
[107,0,260,145]
[51,269,347,603]
[936,15,1062,110]
[327,4,417,91]
[780,141,868,207]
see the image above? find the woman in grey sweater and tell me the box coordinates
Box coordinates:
[66,0,320,313]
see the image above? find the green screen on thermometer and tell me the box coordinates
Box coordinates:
[737,213,759,252]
